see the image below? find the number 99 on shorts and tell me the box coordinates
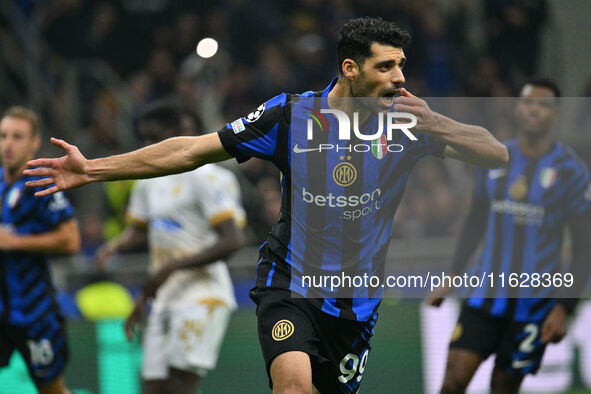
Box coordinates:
[338,348,370,384]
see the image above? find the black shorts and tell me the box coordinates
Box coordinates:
[251,287,376,394]
[450,305,547,376]
[0,312,69,385]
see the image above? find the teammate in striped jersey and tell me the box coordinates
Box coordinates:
[0,107,80,394]
[428,79,591,394]
[24,17,508,394]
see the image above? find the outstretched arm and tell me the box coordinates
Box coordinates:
[394,88,509,168]
[141,218,246,299]
[540,208,591,343]
[24,133,231,196]
[95,223,147,270]
[0,219,80,254]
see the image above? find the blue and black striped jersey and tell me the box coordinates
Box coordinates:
[0,170,74,325]
[466,139,591,321]
[217,78,446,321]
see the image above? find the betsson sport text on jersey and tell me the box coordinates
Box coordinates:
[302,187,381,221]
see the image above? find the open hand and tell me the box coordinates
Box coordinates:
[95,242,118,271]
[426,285,453,307]
[23,138,91,197]
[394,88,441,134]
[541,303,568,344]
[124,298,146,342]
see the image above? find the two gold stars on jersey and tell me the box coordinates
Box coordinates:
[333,155,357,187]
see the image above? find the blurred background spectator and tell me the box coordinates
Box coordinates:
[2,2,591,392]
[1,0,590,247]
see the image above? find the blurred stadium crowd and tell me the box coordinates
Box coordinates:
[1,0,590,257]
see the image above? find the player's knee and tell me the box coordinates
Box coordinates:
[274,379,313,394]
[272,367,313,394]
[167,367,200,393]
[440,348,483,394]
[440,372,470,394]
[440,363,474,394]
[271,352,313,394]
[490,371,522,394]
[36,376,70,394]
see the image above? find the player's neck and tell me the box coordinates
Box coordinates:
[4,162,27,185]
[328,78,353,99]
[327,78,372,123]
[517,134,554,158]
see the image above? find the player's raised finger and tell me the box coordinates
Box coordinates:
[50,137,73,151]
[400,87,416,98]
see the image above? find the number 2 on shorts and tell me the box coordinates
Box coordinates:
[519,323,539,353]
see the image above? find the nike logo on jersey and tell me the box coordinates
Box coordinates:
[293,144,321,153]
[511,359,533,369]
[489,169,507,179]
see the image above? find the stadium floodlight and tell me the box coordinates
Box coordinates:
[196,37,218,58]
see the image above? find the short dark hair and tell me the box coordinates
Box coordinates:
[139,101,182,133]
[337,17,411,75]
[523,77,561,97]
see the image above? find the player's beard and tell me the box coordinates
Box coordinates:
[519,125,552,146]
[350,72,383,113]
[350,70,367,97]
[519,115,552,140]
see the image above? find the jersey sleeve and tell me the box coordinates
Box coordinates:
[566,161,591,216]
[126,180,150,227]
[192,167,244,227]
[217,93,287,163]
[562,161,591,311]
[35,191,75,229]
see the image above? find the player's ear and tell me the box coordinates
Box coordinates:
[341,59,359,80]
